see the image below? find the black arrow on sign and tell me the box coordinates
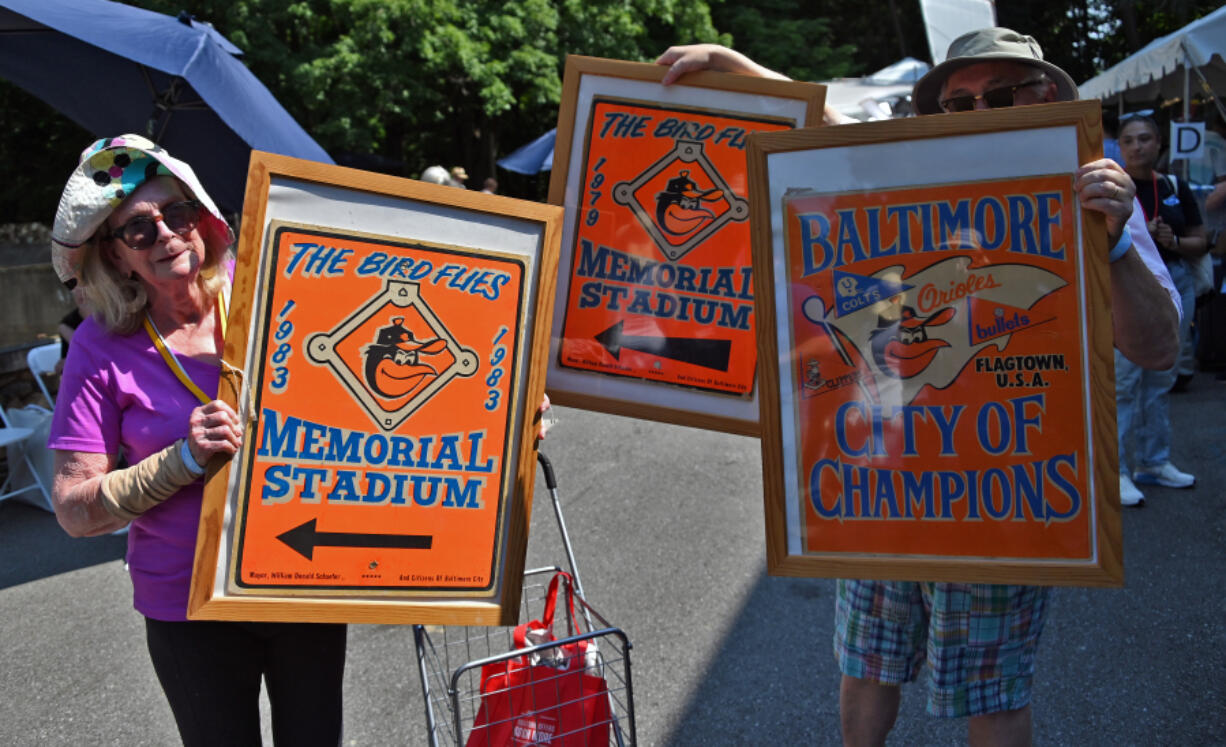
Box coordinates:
[276,519,433,560]
[594,320,732,372]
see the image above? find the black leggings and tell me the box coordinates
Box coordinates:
[145,618,347,747]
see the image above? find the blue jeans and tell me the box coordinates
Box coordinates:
[1115,259,1188,473]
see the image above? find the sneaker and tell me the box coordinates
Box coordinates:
[1119,473,1145,507]
[1134,462,1195,489]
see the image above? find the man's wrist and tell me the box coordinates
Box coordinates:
[1109,231,1132,263]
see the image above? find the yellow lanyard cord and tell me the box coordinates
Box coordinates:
[143,287,229,406]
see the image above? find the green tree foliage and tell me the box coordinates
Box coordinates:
[132,0,726,186]
[0,83,91,224]
[997,0,1225,84]
[3,0,1223,220]
[709,2,858,81]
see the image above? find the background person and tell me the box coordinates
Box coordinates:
[1116,114,1204,501]
[658,27,1179,747]
[1207,110,1226,219]
[1195,109,1226,376]
[46,135,346,747]
[420,164,452,185]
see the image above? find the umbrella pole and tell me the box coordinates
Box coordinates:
[140,66,181,143]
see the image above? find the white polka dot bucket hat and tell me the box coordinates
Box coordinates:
[50,134,232,284]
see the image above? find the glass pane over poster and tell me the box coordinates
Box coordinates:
[547,57,824,435]
[189,152,561,625]
[749,103,1122,586]
[557,97,790,398]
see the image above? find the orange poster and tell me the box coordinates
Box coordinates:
[229,223,525,596]
[558,98,792,396]
[782,176,1096,562]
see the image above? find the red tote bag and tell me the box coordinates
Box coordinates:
[466,572,611,746]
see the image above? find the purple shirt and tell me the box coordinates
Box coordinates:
[49,286,228,622]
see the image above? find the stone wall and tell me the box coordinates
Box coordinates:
[0,263,68,345]
[1,223,70,375]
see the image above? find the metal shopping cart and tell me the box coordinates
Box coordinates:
[413,452,636,746]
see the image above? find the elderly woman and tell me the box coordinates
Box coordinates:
[48,135,345,746]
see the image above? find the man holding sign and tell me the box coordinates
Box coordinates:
[660,27,1179,746]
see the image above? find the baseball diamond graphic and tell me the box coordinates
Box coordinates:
[611,139,749,261]
[306,279,479,431]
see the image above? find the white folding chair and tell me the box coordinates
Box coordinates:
[27,341,62,409]
[0,405,54,512]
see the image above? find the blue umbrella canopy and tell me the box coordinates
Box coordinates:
[497,128,555,175]
[0,0,332,212]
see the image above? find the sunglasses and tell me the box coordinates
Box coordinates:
[106,200,203,250]
[939,79,1046,113]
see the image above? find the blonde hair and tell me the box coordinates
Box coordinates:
[79,179,232,335]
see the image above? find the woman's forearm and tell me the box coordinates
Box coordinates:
[52,450,128,537]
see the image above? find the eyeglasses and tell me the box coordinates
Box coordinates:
[106,200,203,250]
[939,79,1046,113]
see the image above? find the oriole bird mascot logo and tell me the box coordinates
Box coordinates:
[870,305,957,379]
[655,170,722,237]
[362,317,447,399]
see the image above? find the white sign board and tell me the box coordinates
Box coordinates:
[1171,121,1206,161]
[920,0,997,64]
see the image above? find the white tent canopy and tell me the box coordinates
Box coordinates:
[1079,6,1226,108]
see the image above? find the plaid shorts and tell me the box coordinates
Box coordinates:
[833,579,1051,718]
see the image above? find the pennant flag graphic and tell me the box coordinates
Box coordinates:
[832,269,911,317]
[966,296,1054,345]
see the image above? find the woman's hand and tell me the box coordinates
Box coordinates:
[1148,217,1176,250]
[186,399,243,468]
[656,44,788,85]
[1074,159,1136,248]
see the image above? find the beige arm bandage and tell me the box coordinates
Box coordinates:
[99,439,201,521]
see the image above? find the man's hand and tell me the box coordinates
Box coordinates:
[1074,159,1135,248]
[655,44,788,85]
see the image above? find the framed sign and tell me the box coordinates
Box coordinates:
[748,101,1123,586]
[188,152,561,625]
[547,56,825,435]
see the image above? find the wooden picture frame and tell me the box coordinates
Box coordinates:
[748,101,1123,586]
[188,152,562,625]
[546,56,825,435]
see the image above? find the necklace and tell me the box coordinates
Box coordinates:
[143,286,230,405]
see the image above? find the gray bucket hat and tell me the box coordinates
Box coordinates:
[911,27,1078,115]
[50,134,233,285]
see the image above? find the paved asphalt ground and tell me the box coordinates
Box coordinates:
[1,372,1223,745]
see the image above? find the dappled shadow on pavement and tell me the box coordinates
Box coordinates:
[660,371,1225,745]
[658,572,965,745]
